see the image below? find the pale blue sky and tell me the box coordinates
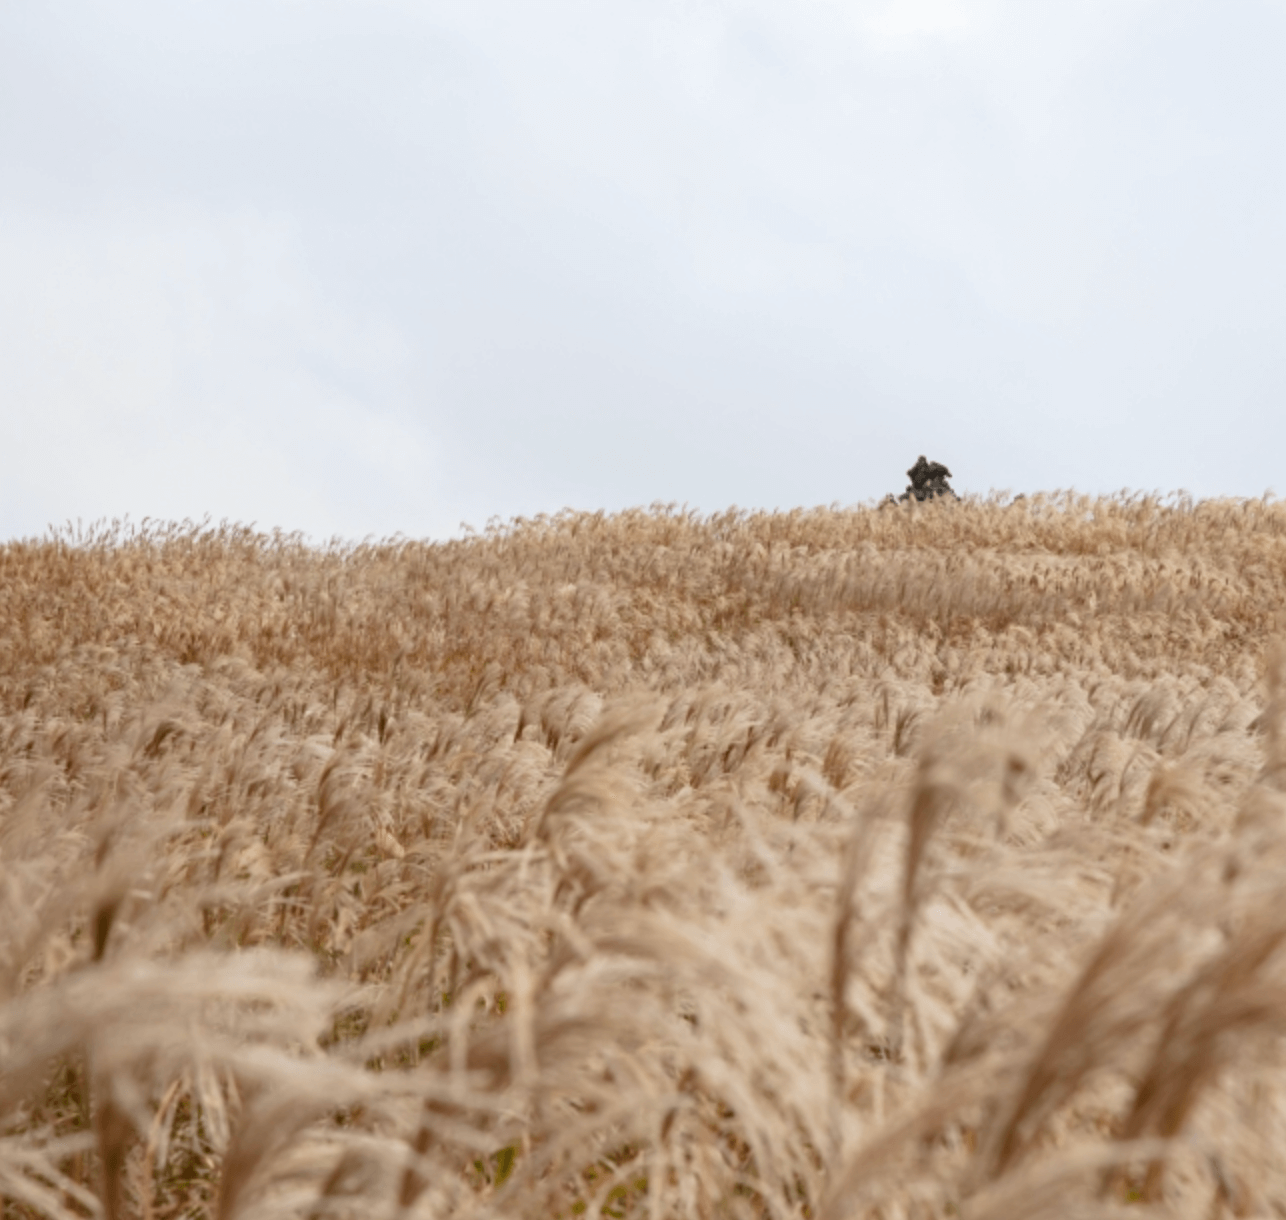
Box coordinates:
[3,1,1284,539]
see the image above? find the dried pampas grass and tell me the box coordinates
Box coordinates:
[1,497,1286,1218]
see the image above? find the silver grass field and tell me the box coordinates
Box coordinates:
[2,494,1286,1220]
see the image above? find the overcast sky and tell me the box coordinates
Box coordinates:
[3,1,1284,540]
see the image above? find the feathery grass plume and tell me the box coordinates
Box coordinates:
[1257,639,1286,790]
[828,782,884,1160]
[981,864,1217,1180]
[2,499,1286,1218]
[1104,904,1286,1205]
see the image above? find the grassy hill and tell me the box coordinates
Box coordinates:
[3,494,1286,1220]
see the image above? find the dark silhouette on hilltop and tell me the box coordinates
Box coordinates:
[887,455,958,504]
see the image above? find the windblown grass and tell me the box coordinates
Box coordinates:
[2,493,1286,1219]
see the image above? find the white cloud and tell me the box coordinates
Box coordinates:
[0,206,437,539]
[1,0,1284,537]
[854,0,1003,43]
